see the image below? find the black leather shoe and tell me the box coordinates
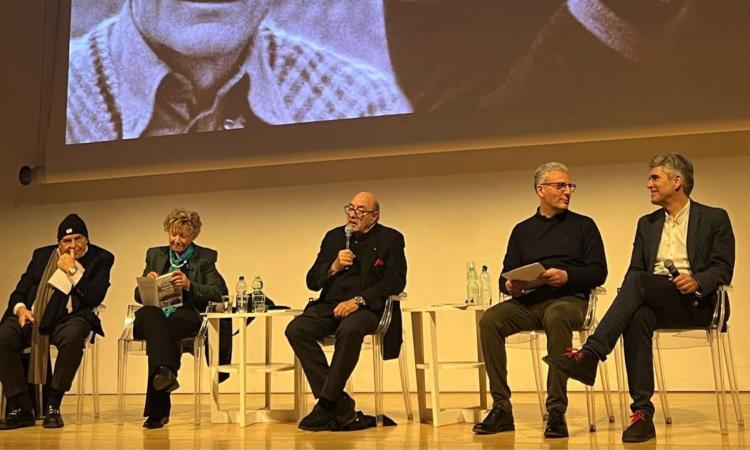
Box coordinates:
[543,347,599,386]
[472,404,515,434]
[152,365,180,393]
[143,416,169,429]
[335,393,356,427]
[544,410,568,438]
[298,400,336,431]
[622,410,656,443]
[42,406,64,429]
[0,408,36,430]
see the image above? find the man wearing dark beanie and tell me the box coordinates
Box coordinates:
[0,214,114,430]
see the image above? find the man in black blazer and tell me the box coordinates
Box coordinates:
[545,153,735,443]
[0,214,114,430]
[286,192,407,431]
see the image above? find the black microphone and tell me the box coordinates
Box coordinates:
[664,259,698,306]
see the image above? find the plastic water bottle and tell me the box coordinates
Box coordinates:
[466,262,480,304]
[235,276,248,312]
[252,276,266,313]
[480,265,492,305]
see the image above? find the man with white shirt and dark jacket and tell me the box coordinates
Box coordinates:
[545,153,735,443]
[474,162,607,438]
[0,214,114,430]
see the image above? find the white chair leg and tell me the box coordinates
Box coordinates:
[653,332,671,425]
[194,338,203,425]
[721,330,744,426]
[398,343,413,420]
[117,340,127,425]
[529,333,546,421]
[709,329,729,434]
[76,342,88,424]
[614,337,629,431]
[372,336,384,427]
[581,330,596,432]
[0,383,6,421]
[92,338,100,419]
[599,361,615,423]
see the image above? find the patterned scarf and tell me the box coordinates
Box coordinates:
[164,243,194,317]
[28,251,60,384]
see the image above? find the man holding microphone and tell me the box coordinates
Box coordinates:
[286,192,407,431]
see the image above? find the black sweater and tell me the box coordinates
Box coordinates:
[500,209,607,304]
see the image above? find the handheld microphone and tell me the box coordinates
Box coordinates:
[664,259,698,306]
[344,225,353,250]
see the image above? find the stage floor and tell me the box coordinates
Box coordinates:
[0,392,746,449]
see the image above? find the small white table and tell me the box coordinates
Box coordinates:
[206,309,307,427]
[403,303,490,427]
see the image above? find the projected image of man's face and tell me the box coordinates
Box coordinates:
[131,0,273,58]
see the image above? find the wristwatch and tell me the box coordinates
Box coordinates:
[67,266,78,276]
[353,296,367,307]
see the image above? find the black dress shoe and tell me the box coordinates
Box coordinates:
[143,416,169,429]
[298,400,336,431]
[42,406,64,429]
[335,393,356,427]
[544,410,568,438]
[152,365,180,393]
[472,404,515,434]
[622,410,656,443]
[543,347,599,386]
[0,408,36,430]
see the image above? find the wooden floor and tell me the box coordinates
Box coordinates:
[0,392,746,449]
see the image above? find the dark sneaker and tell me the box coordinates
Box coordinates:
[299,400,336,431]
[143,416,169,429]
[0,408,36,430]
[42,406,64,429]
[152,365,180,393]
[544,410,568,438]
[335,393,356,427]
[472,404,515,434]
[543,347,599,386]
[622,410,655,443]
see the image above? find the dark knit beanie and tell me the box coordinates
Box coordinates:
[57,214,89,241]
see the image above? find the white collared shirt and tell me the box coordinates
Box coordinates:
[653,200,691,276]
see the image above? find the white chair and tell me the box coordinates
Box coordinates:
[614,285,744,434]
[504,287,615,431]
[311,293,413,426]
[117,304,207,425]
[0,305,103,424]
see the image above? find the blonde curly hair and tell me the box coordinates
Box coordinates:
[163,208,202,240]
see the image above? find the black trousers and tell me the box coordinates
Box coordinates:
[285,302,379,402]
[0,315,91,400]
[479,296,587,413]
[585,272,714,414]
[133,306,201,418]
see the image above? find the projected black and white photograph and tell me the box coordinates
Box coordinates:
[65,0,412,144]
[66,0,750,145]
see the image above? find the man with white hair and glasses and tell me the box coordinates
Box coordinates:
[474,162,607,438]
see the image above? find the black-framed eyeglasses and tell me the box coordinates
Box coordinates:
[539,182,577,193]
[344,205,378,218]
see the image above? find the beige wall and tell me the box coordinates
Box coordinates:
[1,0,748,397]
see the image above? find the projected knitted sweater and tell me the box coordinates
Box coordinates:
[66,10,412,144]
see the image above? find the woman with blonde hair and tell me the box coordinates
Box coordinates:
[133,208,227,428]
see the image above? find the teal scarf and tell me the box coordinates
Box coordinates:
[164,243,195,316]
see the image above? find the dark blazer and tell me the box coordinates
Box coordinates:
[627,201,735,305]
[134,245,232,371]
[306,223,407,360]
[4,244,114,337]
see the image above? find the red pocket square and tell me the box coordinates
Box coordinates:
[373,258,385,267]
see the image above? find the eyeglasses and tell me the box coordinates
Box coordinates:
[344,205,378,218]
[539,182,577,193]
